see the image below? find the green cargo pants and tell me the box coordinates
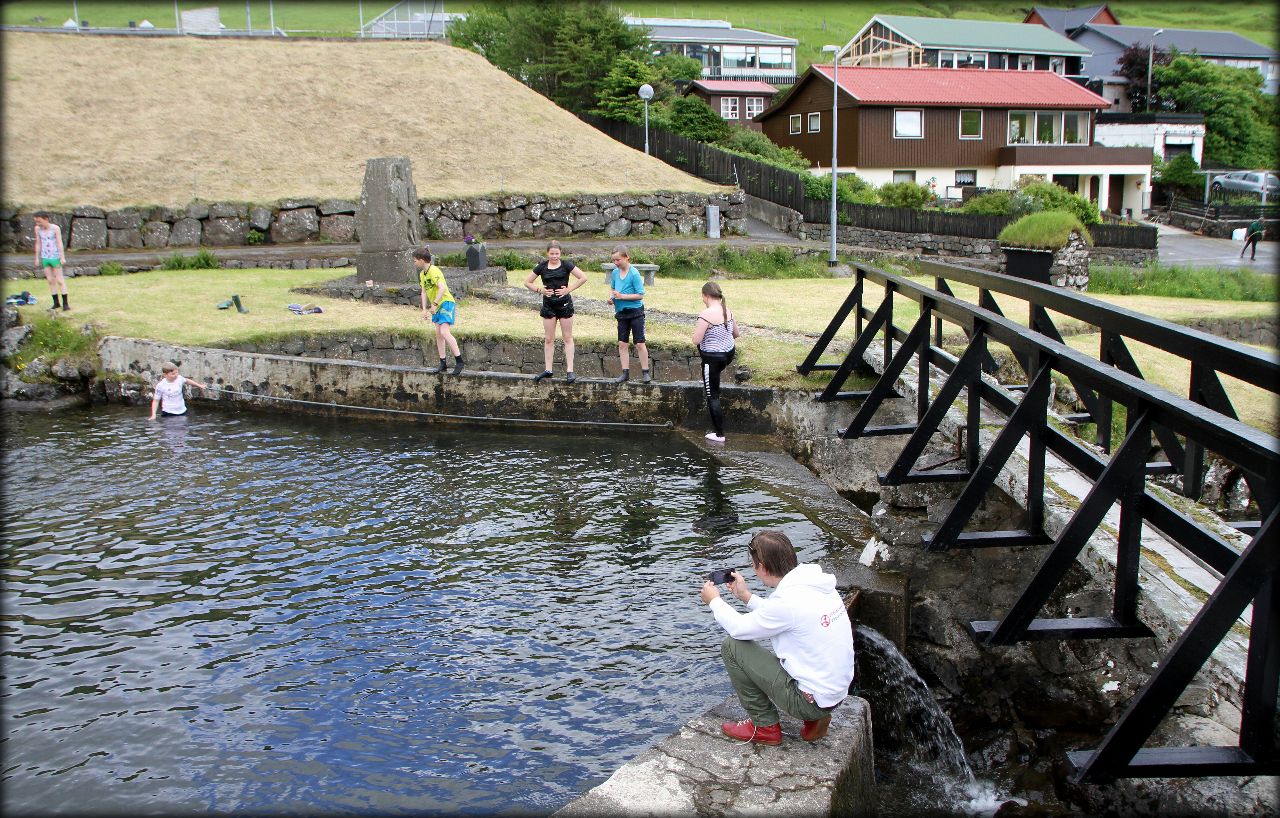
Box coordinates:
[721,636,832,726]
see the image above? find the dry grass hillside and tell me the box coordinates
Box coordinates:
[1,32,721,208]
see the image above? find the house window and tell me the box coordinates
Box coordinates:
[894,109,923,139]
[1049,57,1065,75]
[955,169,977,186]
[958,51,987,68]
[939,50,956,68]
[1036,111,1059,143]
[721,97,740,120]
[789,114,802,135]
[808,111,821,132]
[758,47,791,70]
[893,170,917,184]
[959,109,982,139]
[722,45,757,70]
[1018,55,1034,70]
[1063,111,1088,144]
[1008,111,1033,144]
[745,97,765,119]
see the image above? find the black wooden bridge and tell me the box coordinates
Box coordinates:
[798,259,1279,783]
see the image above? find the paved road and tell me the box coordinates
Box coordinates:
[1156,222,1276,272]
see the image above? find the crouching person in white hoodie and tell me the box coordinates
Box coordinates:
[699,529,855,745]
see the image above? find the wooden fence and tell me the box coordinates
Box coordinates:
[1171,195,1280,221]
[581,114,1157,250]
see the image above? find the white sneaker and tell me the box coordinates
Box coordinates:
[705,432,726,443]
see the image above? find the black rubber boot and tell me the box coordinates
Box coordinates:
[641,369,651,383]
[452,357,465,375]
[565,372,577,384]
[60,294,69,311]
[533,370,553,383]
[615,371,629,383]
[428,358,447,374]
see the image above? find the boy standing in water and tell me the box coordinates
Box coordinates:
[149,362,209,419]
[606,245,650,384]
[415,246,464,375]
[32,212,68,311]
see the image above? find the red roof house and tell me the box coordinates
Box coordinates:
[682,79,779,131]
[756,65,1152,215]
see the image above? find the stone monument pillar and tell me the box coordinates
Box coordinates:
[356,157,419,283]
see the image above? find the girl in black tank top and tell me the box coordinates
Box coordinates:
[523,240,587,383]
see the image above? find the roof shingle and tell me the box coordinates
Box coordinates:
[809,65,1109,108]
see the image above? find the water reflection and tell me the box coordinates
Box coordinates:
[2,406,841,815]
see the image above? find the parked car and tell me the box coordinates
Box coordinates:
[1209,171,1280,197]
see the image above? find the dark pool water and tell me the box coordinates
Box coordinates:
[2,406,842,815]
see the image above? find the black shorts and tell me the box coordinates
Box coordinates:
[540,295,574,319]
[616,307,646,343]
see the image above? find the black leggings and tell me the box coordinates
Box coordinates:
[700,349,735,435]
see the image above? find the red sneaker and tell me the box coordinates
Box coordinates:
[801,716,831,741]
[720,719,782,745]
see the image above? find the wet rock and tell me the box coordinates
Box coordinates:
[1,324,32,357]
[51,359,81,381]
[24,357,49,378]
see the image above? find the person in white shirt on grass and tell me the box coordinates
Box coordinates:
[700,529,855,745]
[149,362,209,420]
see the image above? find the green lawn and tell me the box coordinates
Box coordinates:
[6,1,1274,51]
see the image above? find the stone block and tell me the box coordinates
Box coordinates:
[143,221,171,248]
[465,212,499,238]
[185,202,210,220]
[491,342,524,366]
[601,205,624,221]
[249,206,273,232]
[420,201,442,221]
[533,221,571,237]
[106,209,143,229]
[271,208,319,244]
[501,218,534,237]
[605,218,631,237]
[432,216,464,239]
[276,197,319,210]
[72,205,107,218]
[204,217,249,246]
[472,199,499,215]
[69,218,107,250]
[320,214,357,243]
[168,218,202,246]
[145,205,179,223]
[208,202,248,219]
[319,199,357,215]
[574,213,606,233]
[108,227,144,249]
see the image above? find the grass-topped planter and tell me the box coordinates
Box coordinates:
[998,211,1094,291]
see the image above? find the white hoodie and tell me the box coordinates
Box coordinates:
[709,562,855,707]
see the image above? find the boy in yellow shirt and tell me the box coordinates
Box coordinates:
[415,246,464,375]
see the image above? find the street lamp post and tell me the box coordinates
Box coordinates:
[822,44,841,268]
[1146,29,1164,112]
[639,84,654,155]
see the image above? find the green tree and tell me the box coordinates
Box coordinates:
[1019,180,1101,224]
[594,56,660,122]
[1153,153,1203,199]
[878,181,935,209]
[667,96,731,142]
[1153,55,1277,169]
[718,128,810,172]
[447,2,648,115]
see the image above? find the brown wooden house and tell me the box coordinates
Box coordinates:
[682,80,779,131]
[756,65,1154,214]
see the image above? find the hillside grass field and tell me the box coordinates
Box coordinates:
[1,31,721,209]
[5,2,1275,55]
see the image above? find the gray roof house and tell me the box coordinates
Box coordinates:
[1070,24,1279,101]
[1023,4,1120,35]
[626,17,798,85]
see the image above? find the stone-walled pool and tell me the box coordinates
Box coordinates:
[2,406,845,815]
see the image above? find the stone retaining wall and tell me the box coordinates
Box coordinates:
[800,222,1156,268]
[1167,212,1277,240]
[224,330,715,383]
[1,190,747,253]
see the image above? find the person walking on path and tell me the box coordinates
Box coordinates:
[1241,217,1265,260]
[524,240,586,383]
[699,530,855,746]
[606,245,650,384]
[32,212,68,311]
[692,281,739,444]
[415,246,464,375]
[148,362,209,420]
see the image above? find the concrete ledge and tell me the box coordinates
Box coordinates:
[554,696,874,817]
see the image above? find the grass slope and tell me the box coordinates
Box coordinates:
[1,32,721,208]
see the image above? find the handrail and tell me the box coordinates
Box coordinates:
[916,260,1280,392]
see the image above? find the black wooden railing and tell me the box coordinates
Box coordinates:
[798,258,1279,782]
[581,114,1158,250]
[1170,195,1280,221]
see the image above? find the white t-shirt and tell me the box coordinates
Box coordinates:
[154,375,188,415]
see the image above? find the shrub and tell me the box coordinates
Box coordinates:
[877,181,935,209]
[666,96,732,143]
[717,129,810,172]
[488,249,540,270]
[998,211,1092,249]
[424,220,443,241]
[959,189,1044,219]
[7,314,98,375]
[160,248,221,270]
[246,228,266,245]
[435,251,467,267]
[98,261,126,276]
[1020,181,1101,225]
[804,172,878,205]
